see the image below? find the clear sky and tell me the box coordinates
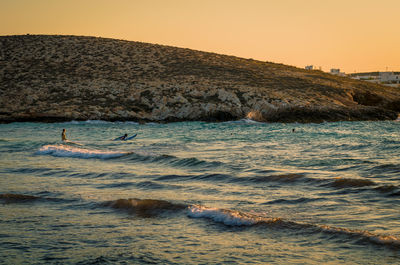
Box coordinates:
[1,0,399,73]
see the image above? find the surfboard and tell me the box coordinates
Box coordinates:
[114,134,137,141]
[124,134,137,141]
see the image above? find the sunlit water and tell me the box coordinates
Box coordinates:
[1,120,399,264]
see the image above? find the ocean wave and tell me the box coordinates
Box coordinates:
[96,182,136,189]
[187,205,275,226]
[321,177,400,195]
[318,225,400,248]
[246,173,306,183]
[229,173,321,186]
[153,170,399,197]
[0,193,40,203]
[328,178,376,188]
[0,193,77,204]
[241,174,396,195]
[101,197,400,249]
[154,155,223,168]
[5,167,56,174]
[63,120,139,125]
[123,152,224,169]
[374,185,398,193]
[155,173,231,183]
[155,174,194,181]
[36,144,130,159]
[63,119,111,124]
[263,197,325,205]
[187,204,400,248]
[370,163,400,175]
[228,118,265,124]
[103,198,187,217]
[135,181,167,190]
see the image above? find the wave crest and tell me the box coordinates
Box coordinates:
[187,204,400,248]
[329,178,376,188]
[104,198,187,217]
[318,225,400,248]
[102,197,400,249]
[36,145,129,159]
[187,205,280,226]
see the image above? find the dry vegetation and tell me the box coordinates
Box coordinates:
[1,35,399,123]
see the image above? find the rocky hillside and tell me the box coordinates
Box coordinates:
[1,35,399,123]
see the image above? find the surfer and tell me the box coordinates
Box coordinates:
[61,129,67,141]
[114,133,137,141]
[117,134,128,140]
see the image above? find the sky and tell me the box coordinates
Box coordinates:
[1,0,399,73]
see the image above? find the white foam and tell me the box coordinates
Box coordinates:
[187,205,260,226]
[63,120,139,125]
[62,120,107,125]
[36,144,129,159]
[82,120,111,124]
[240,118,264,124]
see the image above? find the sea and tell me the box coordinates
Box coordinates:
[0,120,399,264]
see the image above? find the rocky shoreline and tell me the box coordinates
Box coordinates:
[1,35,399,123]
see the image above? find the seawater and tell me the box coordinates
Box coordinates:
[0,120,399,264]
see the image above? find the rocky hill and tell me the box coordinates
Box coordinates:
[1,35,399,123]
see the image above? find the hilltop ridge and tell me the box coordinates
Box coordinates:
[1,34,399,123]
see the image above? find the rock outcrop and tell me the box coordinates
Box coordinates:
[1,35,399,123]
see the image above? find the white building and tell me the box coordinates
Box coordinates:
[330,68,346,77]
[305,65,314,70]
[349,72,400,87]
[380,72,400,83]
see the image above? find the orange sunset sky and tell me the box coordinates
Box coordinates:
[1,0,399,73]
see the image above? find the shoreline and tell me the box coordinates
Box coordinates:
[1,107,398,125]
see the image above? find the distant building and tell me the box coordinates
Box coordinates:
[305,65,313,70]
[330,68,346,77]
[380,72,400,82]
[349,72,400,87]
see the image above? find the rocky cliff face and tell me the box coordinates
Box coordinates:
[1,35,399,123]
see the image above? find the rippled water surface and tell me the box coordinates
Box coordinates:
[1,120,399,264]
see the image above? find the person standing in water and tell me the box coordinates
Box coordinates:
[62,129,67,141]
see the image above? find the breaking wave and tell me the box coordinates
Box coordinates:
[63,120,139,125]
[5,192,398,250]
[187,205,275,226]
[101,197,400,249]
[36,144,130,159]
[186,204,400,248]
